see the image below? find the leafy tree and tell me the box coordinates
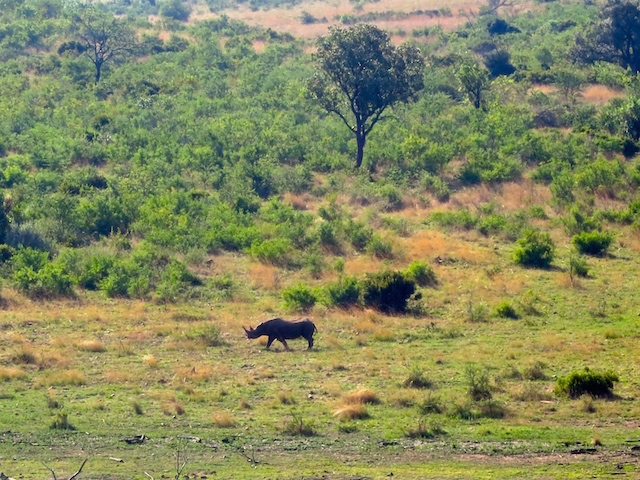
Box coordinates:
[456,62,491,109]
[571,0,640,74]
[552,66,586,102]
[60,5,136,83]
[159,0,192,22]
[308,24,424,168]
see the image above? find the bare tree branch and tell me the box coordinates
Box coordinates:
[69,458,88,480]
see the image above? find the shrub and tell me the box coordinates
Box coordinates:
[50,413,75,431]
[282,414,315,436]
[160,0,192,21]
[186,324,224,347]
[420,172,450,202]
[403,261,437,287]
[325,276,361,308]
[344,220,373,252]
[465,365,492,401]
[78,254,115,290]
[404,367,432,389]
[282,283,317,312]
[366,234,394,259]
[430,209,477,230]
[513,228,555,268]
[495,301,518,319]
[250,238,295,267]
[156,261,202,303]
[12,249,74,299]
[466,301,489,323]
[555,368,619,398]
[569,254,590,278]
[362,270,416,313]
[484,49,516,77]
[572,231,613,256]
[405,418,446,439]
[418,394,444,414]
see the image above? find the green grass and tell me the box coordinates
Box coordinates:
[1,221,640,477]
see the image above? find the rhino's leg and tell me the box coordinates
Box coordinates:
[279,337,290,351]
[307,336,314,349]
[266,336,275,349]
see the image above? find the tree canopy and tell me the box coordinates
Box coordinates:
[308,24,424,168]
[572,0,640,74]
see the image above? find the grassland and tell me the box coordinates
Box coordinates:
[2,178,640,479]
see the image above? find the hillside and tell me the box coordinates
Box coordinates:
[1,0,640,478]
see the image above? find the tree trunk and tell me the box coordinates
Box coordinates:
[355,130,366,168]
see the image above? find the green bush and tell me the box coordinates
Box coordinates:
[465,365,492,402]
[282,283,317,312]
[569,254,590,278]
[403,260,437,287]
[344,220,373,252]
[325,276,361,308]
[156,261,202,303]
[572,230,613,256]
[430,209,478,230]
[366,234,394,259]
[250,238,295,268]
[513,228,555,268]
[362,270,416,313]
[78,254,115,290]
[495,301,518,319]
[12,249,73,299]
[185,324,224,347]
[555,368,619,398]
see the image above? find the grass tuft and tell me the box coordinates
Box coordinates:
[213,411,236,427]
[333,404,370,421]
[0,366,27,381]
[77,339,106,352]
[344,388,380,405]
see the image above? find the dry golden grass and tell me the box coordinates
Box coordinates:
[344,388,380,405]
[324,334,344,350]
[252,39,267,53]
[77,339,106,352]
[35,369,85,387]
[283,192,311,211]
[163,401,186,416]
[248,262,281,291]
[105,371,133,384]
[0,366,27,381]
[277,390,296,405]
[206,0,483,40]
[10,345,39,365]
[581,84,625,105]
[142,354,159,368]
[212,411,236,427]
[175,365,216,383]
[333,403,370,420]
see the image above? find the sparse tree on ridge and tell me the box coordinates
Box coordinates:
[59,5,136,83]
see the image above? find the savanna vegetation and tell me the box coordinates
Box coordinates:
[1,0,640,477]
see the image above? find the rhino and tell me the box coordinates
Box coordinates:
[243,318,317,350]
